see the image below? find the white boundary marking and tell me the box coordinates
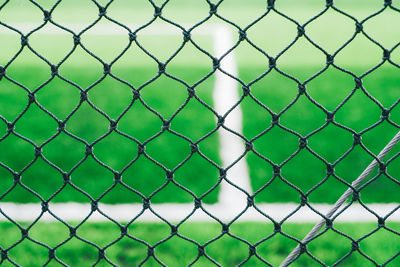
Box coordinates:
[0,23,398,223]
[1,202,399,223]
[213,25,252,209]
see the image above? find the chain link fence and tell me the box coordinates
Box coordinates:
[1,0,400,266]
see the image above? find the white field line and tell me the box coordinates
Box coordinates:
[0,202,399,223]
[0,23,211,35]
[212,25,252,209]
[0,24,398,223]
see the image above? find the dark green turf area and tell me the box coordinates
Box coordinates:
[0,221,399,266]
[241,65,400,204]
[0,65,220,204]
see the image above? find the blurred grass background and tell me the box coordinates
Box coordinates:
[1,0,400,265]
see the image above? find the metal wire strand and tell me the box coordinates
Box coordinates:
[280,130,400,267]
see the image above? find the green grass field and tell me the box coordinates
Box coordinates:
[0,222,399,266]
[1,0,400,266]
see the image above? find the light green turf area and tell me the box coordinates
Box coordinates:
[0,222,399,266]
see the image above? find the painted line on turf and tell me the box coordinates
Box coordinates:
[0,202,399,223]
[212,24,252,209]
[0,23,212,35]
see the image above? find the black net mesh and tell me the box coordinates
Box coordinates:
[0,0,400,266]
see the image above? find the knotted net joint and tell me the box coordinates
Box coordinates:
[299,243,307,254]
[158,62,166,74]
[299,137,307,149]
[379,162,386,174]
[103,63,111,74]
[170,225,178,235]
[28,92,36,104]
[63,172,70,183]
[1,250,8,260]
[183,30,191,42]
[326,111,334,123]
[132,89,140,100]
[194,198,202,209]
[268,57,276,68]
[212,57,220,69]
[247,196,254,207]
[13,173,21,183]
[120,225,127,235]
[21,228,29,238]
[355,22,363,33]
[85,145,93,155]
[166,170,174,181]
[273,165,280,176]
[221,224,229,234]
[48,249,55,259]
[383,49,390,60]
[384,0,392,6]
[187,87,195,98]
[352,190,360,202]
[219,168,226,179]
[51,64,58,76]
[242,85,250,96]
[354,77,363,89]
[378,217,385,227]
[143,198,150,209]
[21,35,28,46]
[353,134,362,145]
[110,120,117,130]
[381,108,390,120]
[35,147,42,157]
[43,10,51,21]
[300,195,308,206]
[69,226,76,237]
[326,164,334,175]
[154,6,162,17]
[298,83,306,95]
[7,122,15,133]
[114,171,122,182]
[162,120,170,131]
[238,30,247,41]
[249,245,256,256]
[138,143,145,154]
[351,241,359,251]
[190,143,199,153]
[209,3,217,15]
[73,35,81,45]
[326,54,334,65]
[0,66,5,80]
[297,25,305,37]
[274,222,281,232]
[80,90,88,102]
[217,115,225,126]
[91,201,98,211]
[128,32,137,42]
[326,0,334,7]
[245,141,253,151]
[198,246,205,256]
[271,113,280,125]
[41,201,48,212]
[98,6,107,16]
[325,218,333,229]
[267,0,275,9]
[98,248,105,259]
